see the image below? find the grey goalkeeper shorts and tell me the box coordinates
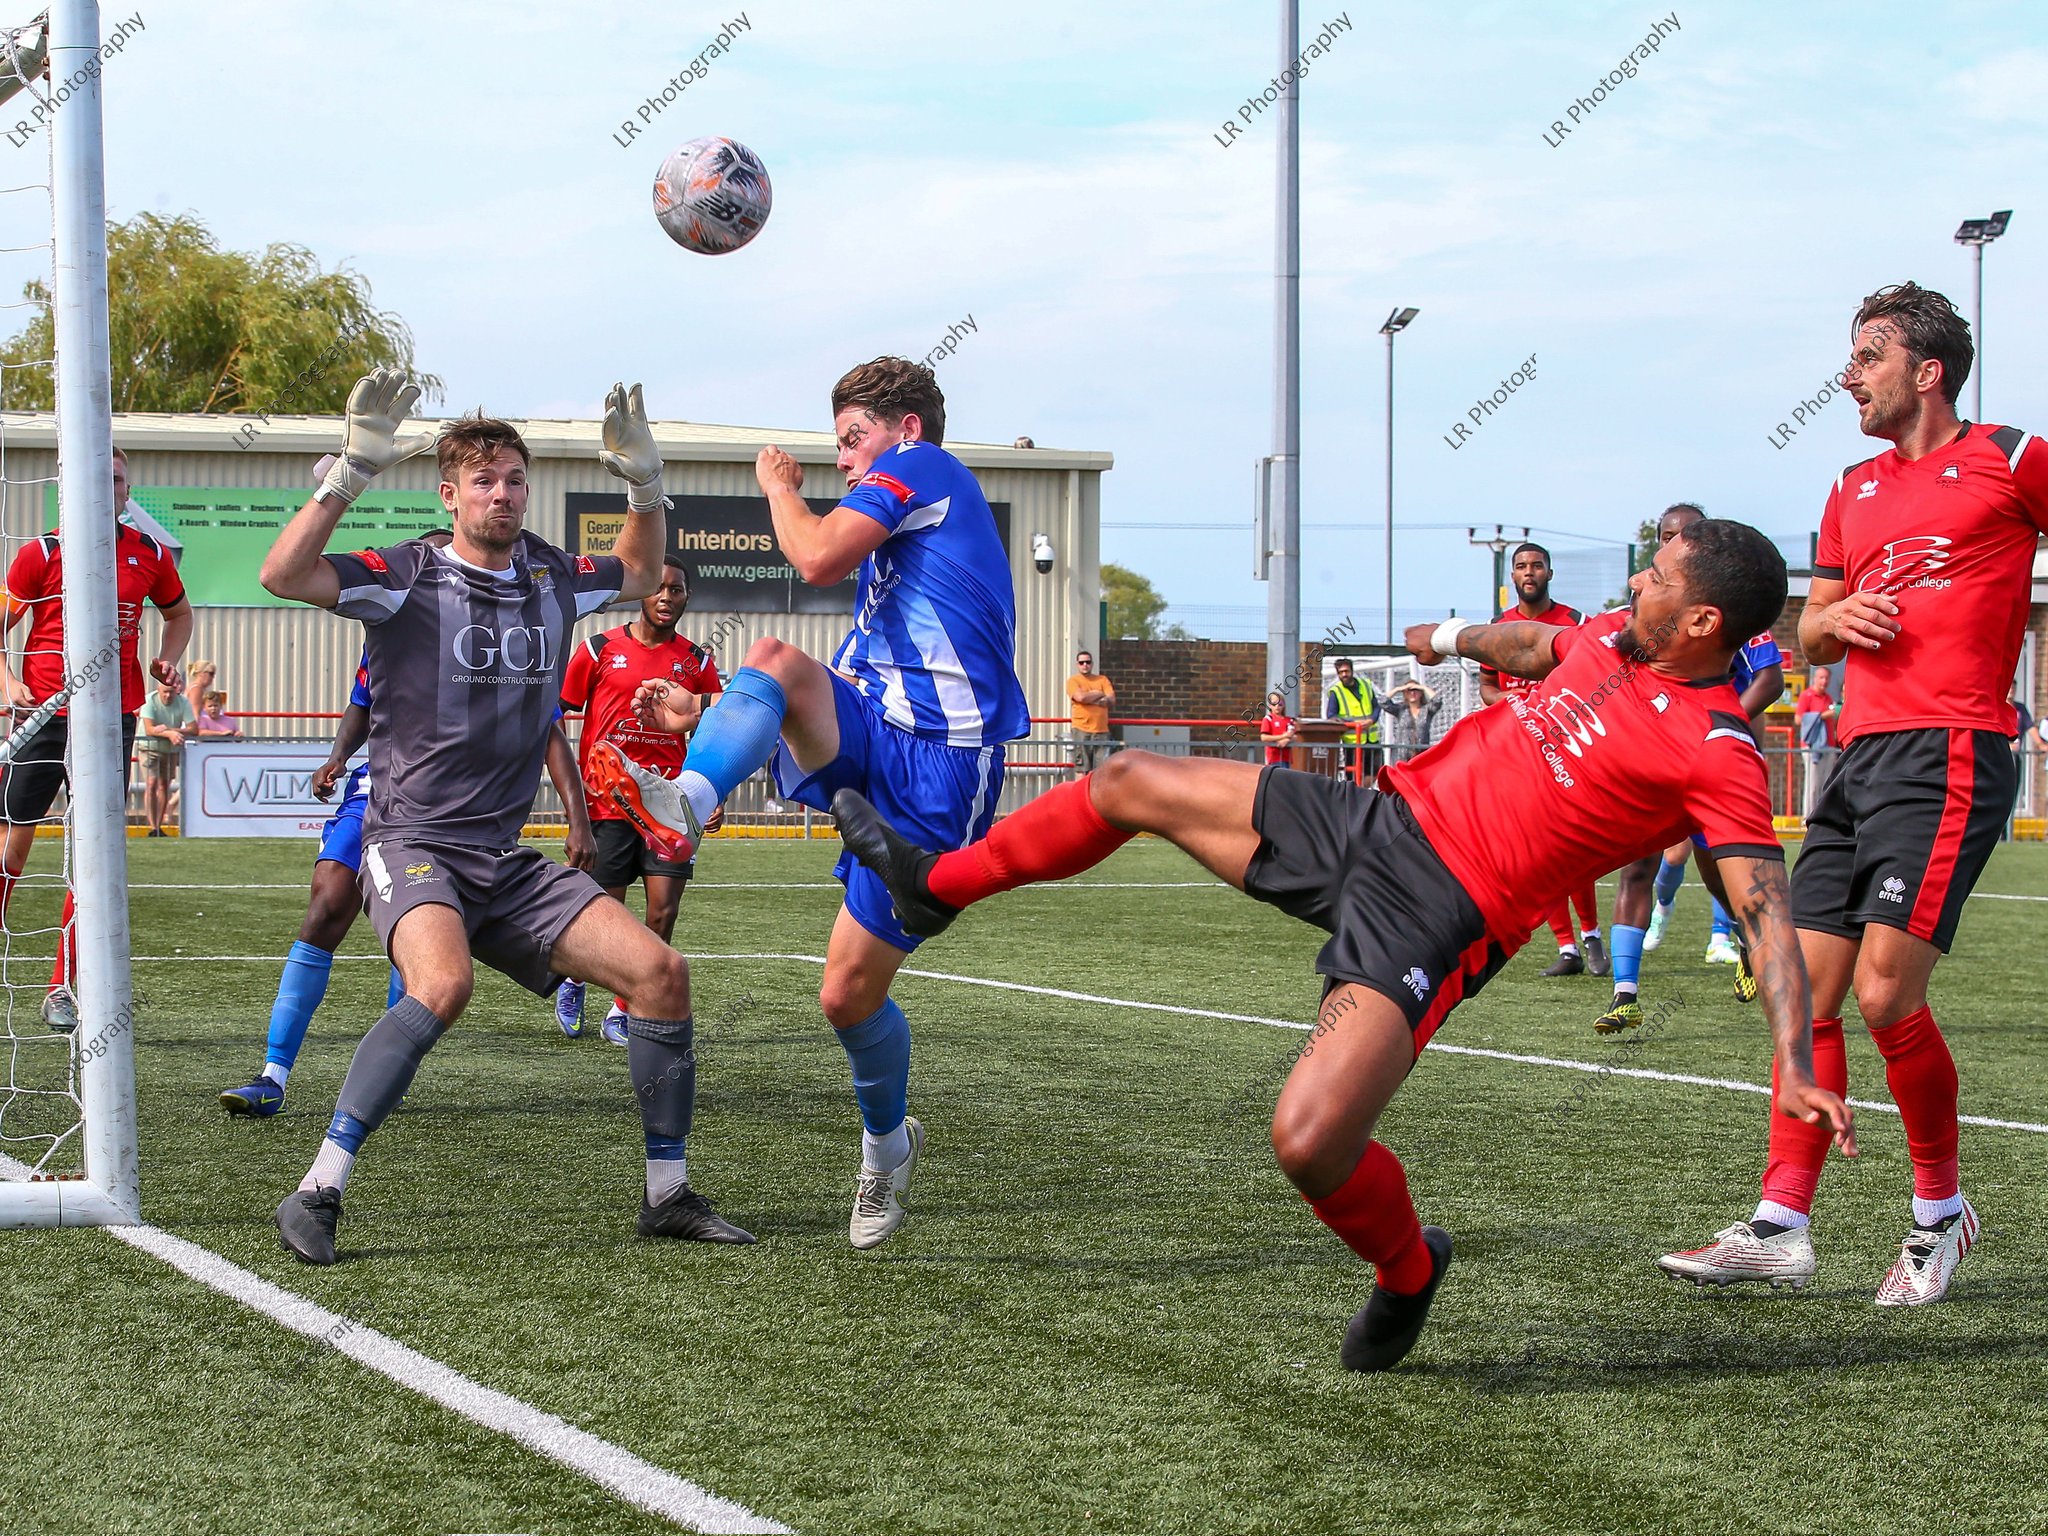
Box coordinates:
[359,836,605,997]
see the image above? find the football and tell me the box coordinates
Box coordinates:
[652,136,773,255]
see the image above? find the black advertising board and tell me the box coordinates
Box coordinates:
[565,491,1011,614]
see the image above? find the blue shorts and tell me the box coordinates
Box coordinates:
[316,767,371,871]
[1690,831,1709,852]
[770,673,1005,952]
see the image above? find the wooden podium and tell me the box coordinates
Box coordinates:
[1289,719,1353,779]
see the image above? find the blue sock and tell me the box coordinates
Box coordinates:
[386,966,404,1009]
[1653,857,1685,908]
[836,997,910,1137]
[1711,898,1734,938]
[265,940,334,1074]
[681,667,787,804]
[1611,924,1646,990]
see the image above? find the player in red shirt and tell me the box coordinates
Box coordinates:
[0,446,192,1033]
[560,554,722,1042]
[1663,282,2048,1306]
[1480,542,1604,979]
[832,520,1853,1370]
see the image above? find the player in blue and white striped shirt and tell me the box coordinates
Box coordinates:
[610,357,1027,1249]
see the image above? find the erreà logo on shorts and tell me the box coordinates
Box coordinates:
[1879,875,1907,903]
[451,622,556,684]
[1404,967,1430,1000]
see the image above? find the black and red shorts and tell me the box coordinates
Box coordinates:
[1243,765,1508,1051]
[1790,726,2016,953]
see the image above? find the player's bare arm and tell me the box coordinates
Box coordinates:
[1797,574,1900,664]
[1737,662,1783,722]
[545,721,595,871]
[598,382,667,603]
[310,700,371,800]
[150,596,194,692]
[1405,618,1561,677]
[756,445,890,586]
[1719,852,1856,1154]
[263,368,434,609]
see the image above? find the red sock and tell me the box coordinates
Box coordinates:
[1306,1141,1434,1294]
[1760,1017,1847,1215]
[926,776,1134,909]
[1545,900,1575,950]
[1869,1005,1960,1201]
[49,889,75,993]
[0,871,14,925]
[1573,884,1600,931]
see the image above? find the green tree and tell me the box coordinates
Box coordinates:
[1102,561,1169,640]
[0,212,441,413]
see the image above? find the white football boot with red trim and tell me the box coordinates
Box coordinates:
[1656,1221,1816,1290]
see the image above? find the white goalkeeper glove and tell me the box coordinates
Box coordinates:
[600,382,667,512]
[320,367,435,506]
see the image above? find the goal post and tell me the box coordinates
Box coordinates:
[0,0,139,1228]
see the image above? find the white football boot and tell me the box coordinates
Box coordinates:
[1875,1200,1979,1307]
[1703,934,1740,965]
[1657,1221,1815,1290]
[850,1116,923,1250]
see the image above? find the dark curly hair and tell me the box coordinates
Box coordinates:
[1853,281,1973,407]
[830,357,946,447]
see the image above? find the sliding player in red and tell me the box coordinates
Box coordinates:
[1662,282,2048,1305]
[834,520,1853,1369]
[1478,543,1603,978]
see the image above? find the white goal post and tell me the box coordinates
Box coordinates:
[0,0,139,1227]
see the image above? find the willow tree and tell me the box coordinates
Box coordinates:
[0,211,441,413]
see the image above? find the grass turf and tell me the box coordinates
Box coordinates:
[4,833,2048,1534]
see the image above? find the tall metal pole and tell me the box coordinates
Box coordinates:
[52,0,138,1222]
[1383,328,1394,643]
[1266,0,1300,702]
[1972,240,1984,422]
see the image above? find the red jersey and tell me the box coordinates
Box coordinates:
[1480,599,1581,699]
[1383,610,1780,948]
[2,526,187,715]
[560,626,722,821]
[1815,423,2048,746]
[1260,711,1293,765]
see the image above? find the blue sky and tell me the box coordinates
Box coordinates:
[19,0,2048,638]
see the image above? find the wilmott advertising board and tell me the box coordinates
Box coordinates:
[183,741,367,838]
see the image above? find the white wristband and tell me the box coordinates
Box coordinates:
[319,455,374,506]
[1431,617,1472,657]
[626,471,668,513]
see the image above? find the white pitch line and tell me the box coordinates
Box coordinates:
[0,1163,787,1533]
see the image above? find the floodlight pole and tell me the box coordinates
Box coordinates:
[1954,211,2012,423]
[1379,308,1417,643]
[1265,0,1301,703]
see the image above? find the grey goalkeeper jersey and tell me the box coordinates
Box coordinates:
[324,531,624,849]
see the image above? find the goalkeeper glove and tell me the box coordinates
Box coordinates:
[320,367,435,506]
[600,382,667,512]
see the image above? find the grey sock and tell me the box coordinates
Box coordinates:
[331,995,447,1140]
[627,1014,696,1140]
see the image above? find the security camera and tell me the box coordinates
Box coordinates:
[1031,533,1055,574]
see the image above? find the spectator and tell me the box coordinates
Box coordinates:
[1322,657,1380,778]
[183,657,218,719]
[1381,679,1441,763]
[1066,650,1117,772]
[2010,688,2034,743]
[135,671,194,836]
[1258,691,1296,765]
[194,690,243,740]
[1795,664,1839,818]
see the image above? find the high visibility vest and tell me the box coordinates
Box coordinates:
[1330,678,1379,743]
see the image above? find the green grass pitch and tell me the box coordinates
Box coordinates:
[4,833,2048,1534]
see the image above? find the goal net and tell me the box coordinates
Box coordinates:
[0,0,139,1227]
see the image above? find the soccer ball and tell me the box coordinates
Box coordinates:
[653,137,772,255]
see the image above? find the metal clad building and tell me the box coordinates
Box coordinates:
[1,413,1109,731]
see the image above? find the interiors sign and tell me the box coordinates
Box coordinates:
[566,492,1010,613]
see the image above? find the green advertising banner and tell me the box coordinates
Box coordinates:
[44,485,449,607]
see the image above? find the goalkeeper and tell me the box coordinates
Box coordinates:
[263,370,751,1264]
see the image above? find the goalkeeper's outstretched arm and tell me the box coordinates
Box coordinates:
[1403,617,1565,679]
